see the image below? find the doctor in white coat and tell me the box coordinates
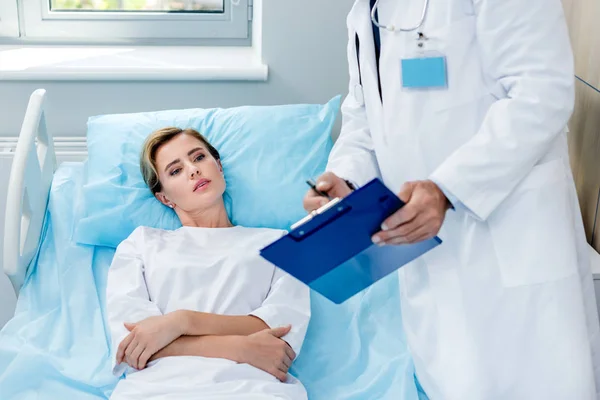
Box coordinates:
[304,0,600,399]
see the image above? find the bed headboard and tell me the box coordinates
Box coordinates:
[3,89,56,295]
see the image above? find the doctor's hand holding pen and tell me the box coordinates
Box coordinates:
[302,172,353,211]
[303,173,451,245]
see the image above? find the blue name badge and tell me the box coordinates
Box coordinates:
[401,55,448,89]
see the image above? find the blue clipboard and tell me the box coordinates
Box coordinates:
[260,178,442,304]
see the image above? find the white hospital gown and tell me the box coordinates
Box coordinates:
[106,226,311,400]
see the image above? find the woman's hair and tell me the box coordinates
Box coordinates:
[140,127,221,195]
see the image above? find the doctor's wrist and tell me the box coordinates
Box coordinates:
[344,179,357,191]
[425,179,453,211]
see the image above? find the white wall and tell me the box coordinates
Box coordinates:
[0,0,354,327]
[0,0,353,138]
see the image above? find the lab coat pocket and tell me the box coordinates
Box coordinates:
[487,159,578,288]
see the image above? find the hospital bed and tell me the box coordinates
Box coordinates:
[4,89,55,295]
[0,89,421,400]
[7,89,600,300]
[4,89,600,399]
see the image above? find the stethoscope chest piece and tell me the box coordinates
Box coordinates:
[353,84,365,106]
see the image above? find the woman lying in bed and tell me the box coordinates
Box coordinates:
[106,127,311,400]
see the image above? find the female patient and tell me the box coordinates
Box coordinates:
[106,127,311,400]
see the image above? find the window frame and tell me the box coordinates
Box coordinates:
[1,0,251,41]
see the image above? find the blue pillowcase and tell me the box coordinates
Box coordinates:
[74,97,340,248]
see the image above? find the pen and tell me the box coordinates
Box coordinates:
[306,178,333,200]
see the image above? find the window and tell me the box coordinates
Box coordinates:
[0,0,252,41]
[49,1,224,12]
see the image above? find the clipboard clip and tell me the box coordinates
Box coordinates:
[290,197,348,238]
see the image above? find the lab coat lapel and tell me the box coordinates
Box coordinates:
[350,0,383,110]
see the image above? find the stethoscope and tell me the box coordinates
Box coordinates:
[370,0,430,32]
[353,0,431,106]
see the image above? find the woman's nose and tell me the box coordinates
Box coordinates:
[189,166,200,179]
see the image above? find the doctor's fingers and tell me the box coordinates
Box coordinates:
[380,203,419,233]
[398,181,417,203]
[378,211,421,240]
[314,172,338,191]
[382,182,442,231]
[384,225,432,245]
[374,214,424,245]
[116,333,135,363]
[384,208,443,244]
[316,172,352,198]
[303,191,328,212]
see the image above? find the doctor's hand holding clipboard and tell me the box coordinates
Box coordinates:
[303,172,451,246]
[260,175,442,305]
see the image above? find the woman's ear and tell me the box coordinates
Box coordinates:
[218,160,224,174]
[155,192,175,209]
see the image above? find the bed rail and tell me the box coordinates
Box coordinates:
[4,89,56,295]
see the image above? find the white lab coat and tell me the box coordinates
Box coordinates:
[328,0,600,399]
[106,226,310,400]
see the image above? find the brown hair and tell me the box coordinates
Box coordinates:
[140,127,220,195]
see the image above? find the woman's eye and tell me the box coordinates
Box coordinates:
[170,168,181,176]
[194,154,205,162]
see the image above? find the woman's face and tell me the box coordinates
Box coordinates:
[154,133,226,212]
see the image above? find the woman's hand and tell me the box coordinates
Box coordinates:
[236,325,297,382]
[116,313,184,370]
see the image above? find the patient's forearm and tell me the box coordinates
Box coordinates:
[149,335,242,363]
[173,310,269,336]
